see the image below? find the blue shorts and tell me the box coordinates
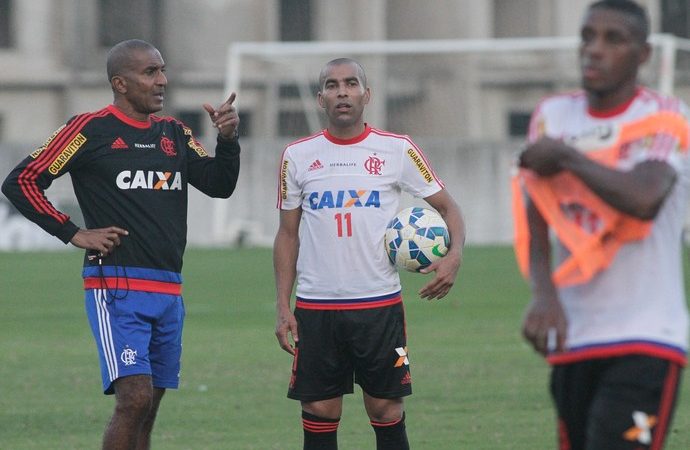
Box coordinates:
[84,286,185,395]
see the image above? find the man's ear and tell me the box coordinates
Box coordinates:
[639,42,652,66]
[111,76,127,95]
[317,91,325,108]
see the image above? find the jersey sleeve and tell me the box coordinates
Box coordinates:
[527,99,549,144]
[183,123,241,198]
[1,117,90,243]
[277,146,302,210]
[397,137,444,198]
[633,103,690,172]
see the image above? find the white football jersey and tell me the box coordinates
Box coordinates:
[529,87,690,365]
[277,125,444,306]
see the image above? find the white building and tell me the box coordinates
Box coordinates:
[0,0,687,248]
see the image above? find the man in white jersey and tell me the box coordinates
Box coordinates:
[517,1,689,449]
[274,58,465,450]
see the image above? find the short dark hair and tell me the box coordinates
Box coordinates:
[319,58,367,89]
[106,39,158,81]
[588,0,649,42]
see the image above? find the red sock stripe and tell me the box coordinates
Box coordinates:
[302,418,339,433]
[370,418,402,428]
[651,362,680,450]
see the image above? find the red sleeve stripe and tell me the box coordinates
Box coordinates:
[17,109,108,222]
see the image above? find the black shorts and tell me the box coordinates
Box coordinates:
[287,302,412,402]
[551,355,682,450]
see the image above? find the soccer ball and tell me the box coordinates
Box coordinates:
[384,207,450,272]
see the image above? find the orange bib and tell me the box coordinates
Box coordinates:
[513,112,689,286]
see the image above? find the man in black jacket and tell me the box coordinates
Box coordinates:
[2,39,241,450]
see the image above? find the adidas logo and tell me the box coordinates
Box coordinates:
[111,137,129,149]
[401,372,412,385]
[308,159,324,171]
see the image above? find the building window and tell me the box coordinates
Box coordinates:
[280,0,312,41]
[662,0,690,38]
[177,111,203,136]
[279,111,309,137]
[237,111,251,137]
[508,111,531,137]
[0,0,13,48]
[494,0,543,38]
[99,0,161,47]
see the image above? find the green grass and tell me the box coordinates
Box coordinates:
[1,246,689,449]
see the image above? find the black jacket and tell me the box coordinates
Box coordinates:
[1,105,240,273]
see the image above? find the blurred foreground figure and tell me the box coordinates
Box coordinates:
[514,1,690,449]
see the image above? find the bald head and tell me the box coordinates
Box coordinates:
[106,39,159,81]
[319,58,367,90]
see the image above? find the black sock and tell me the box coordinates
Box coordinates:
[302,410,339,450]
[371,412,409,450]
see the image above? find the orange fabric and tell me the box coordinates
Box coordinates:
[513,112,689,287]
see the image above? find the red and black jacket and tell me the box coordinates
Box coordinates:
[1,105,240,273]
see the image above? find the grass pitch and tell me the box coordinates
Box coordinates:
[1,246,689,449]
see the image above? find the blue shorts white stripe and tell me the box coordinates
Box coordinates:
[84,288,185,394]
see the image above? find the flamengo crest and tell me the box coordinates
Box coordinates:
[364,154,385,175]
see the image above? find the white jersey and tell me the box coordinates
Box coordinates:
[277,125,444,308]
[529,87,690,365]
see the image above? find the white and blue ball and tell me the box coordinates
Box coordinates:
[384,207,450,272]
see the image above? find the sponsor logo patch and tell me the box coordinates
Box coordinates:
[49,133,87,175]
[183,126,208,157]
[281,160,289,200]
[308,189,380,209]
[406,148,433,183]
[31,125,65,159]
[116,170,182,190]
[394,347,409,367]
[623,411,657,445]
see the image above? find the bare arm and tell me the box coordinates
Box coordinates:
[273,207,302,355]
[521,198,567,355]
[418,188,466,300]
[520,137,676,219]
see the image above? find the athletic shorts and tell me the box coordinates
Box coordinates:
[287,302,412,402]
[84,287,185,395]
[551,355,683,450]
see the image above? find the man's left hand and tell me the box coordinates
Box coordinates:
[203,92,240,140]
[418,250,461,300]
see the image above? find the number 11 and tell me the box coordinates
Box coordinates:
[334,212,352,237]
